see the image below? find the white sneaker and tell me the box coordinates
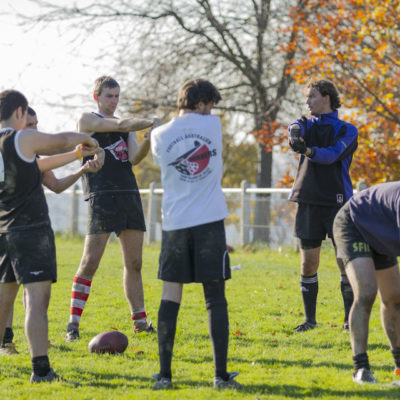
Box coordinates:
[352,368,378,384]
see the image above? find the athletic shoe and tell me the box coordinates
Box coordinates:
[65,323,80,342]
[30,368,66,383]
[343,321,350,332]
[214,372,242,389]
[352,368,378,384]
[294,321,317,332]
[152,374,172,390]
[0,342,19,355]
[134,321,155,334]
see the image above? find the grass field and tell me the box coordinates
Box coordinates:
[0,236,399,399]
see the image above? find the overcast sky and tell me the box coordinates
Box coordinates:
[0,0,118,132]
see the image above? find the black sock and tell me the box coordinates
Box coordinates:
[353,352,370,371]
[203,280,229,381]
[32,355,50,377]
[300,274,318,324]
[2,327,13,346]
[340,274,354,323]
[157,300,180,380]
[391,348,400,369]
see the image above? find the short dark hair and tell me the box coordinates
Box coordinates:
[307,79,341,110]
[0,90,28,121]
[93,76,120,96]
[177,79,222,110]
[28,106,36,116]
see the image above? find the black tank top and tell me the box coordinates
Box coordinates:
[0,128,50,232]
[81,113,140,200]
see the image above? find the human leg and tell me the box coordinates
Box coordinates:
[66,233,109,341]
[23,280,64,383]
[345,257,377,382]
[0,282,19,347]
[333,238,354,331]
[203,280,229,379]
[154,281,183,389]
[295,245,320,331]
[0,305,19,354]
[119,230,151,332]
[376,263,400,372]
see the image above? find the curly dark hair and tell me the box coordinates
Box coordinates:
[307,79,341,110]
[177,78,222,110]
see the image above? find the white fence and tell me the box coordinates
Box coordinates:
[45,181,296,248]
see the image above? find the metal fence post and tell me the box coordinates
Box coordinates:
[70,184,79,237]
[146,182,158,244]
[240,180,250,246]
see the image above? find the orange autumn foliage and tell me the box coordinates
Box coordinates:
[291,0,400,185]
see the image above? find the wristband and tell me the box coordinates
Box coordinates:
[75,148,82,161]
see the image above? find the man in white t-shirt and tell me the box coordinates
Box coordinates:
[150,78,241,390]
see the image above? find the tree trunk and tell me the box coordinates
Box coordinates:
[252,145,272,243]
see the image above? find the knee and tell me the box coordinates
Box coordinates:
[125,257,143,273]
[354,290,376,312]
[381,292,400,310]
[301,260,318,276]
[203,280,227,310]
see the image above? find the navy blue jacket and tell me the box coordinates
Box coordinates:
[289,111,358,207]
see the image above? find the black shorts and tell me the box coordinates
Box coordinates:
[333,203,396,270]
[87,192,146,235]
[295,203,340,242]
[0,226,57,284]
[158,220,231,283]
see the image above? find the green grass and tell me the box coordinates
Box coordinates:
[0,237,398,399]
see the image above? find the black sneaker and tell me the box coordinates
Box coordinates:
[30,368,66,384]
[352,368,378,384]
[294,321,317,332]
[343,321,350,332]
[214,372,242,389]
[65,323,79,342]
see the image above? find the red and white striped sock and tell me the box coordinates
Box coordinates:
[131,308,148,329]
[69,276,92,328]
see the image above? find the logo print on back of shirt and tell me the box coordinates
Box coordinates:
[105,137,129,162]
[168,140,212,176]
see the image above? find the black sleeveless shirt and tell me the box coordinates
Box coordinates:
[81,113,140,200]
[0,128,50,232]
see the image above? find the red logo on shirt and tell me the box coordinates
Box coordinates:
[105,137,129,162]
[169,141,216,176]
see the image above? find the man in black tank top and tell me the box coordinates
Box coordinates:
[65,76,161,342]
[0,90,99,383]
[1,107,104,355]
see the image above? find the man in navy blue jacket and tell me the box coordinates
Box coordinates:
[333,182,400,384]
[288,79,358,332]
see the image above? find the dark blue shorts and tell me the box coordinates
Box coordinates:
[158,220,231,283]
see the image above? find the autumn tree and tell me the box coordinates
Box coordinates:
[293,0,400,185]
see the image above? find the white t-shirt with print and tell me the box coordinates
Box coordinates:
[151,113,228,231]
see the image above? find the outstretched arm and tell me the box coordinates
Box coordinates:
[18,130,99,159]
[129,118,162,165]
[78,112,154,134]
[42,157,103,194]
